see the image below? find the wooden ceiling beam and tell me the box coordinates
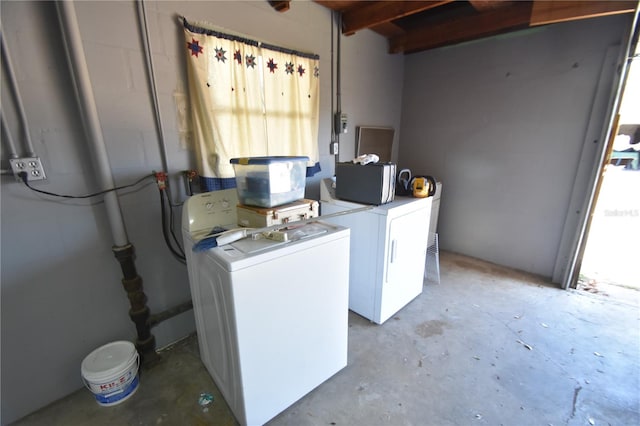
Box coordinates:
[370,21,408,38]
[530,0,637,26]
[341,1,453,35]
[268,1,291,13]
[389,1,533,54]
[468,0,513,12]
[315,0,637,54]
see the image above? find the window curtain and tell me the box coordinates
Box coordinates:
[183,19,320,191]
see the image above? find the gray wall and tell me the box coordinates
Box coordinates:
[0,1,403,424]
[336,29,405,165]
[398,15,632,278]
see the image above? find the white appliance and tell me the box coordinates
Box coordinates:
[182,190,351,426]
[320,179,431,324]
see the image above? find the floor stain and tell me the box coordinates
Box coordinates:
[415,320,448,338]
[451,256,548,285]
[571,386,582,418]
[452,258,492,274]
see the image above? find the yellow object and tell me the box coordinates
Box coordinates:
[412,177,430,198]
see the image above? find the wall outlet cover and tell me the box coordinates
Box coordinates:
[9,157,47,181]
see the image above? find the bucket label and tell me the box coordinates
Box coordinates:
[95,375,139,405]
[98,371,133,391]
[88,369,135,394]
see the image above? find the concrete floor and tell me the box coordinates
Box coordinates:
[12,251,640,426]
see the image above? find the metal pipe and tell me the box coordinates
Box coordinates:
[334,11,342,168]
[55,1,157,363]
[149,299,193,328]
[56,0,129,247]
[1,26,36,157]
[136,1,170,177]
[114,244,158,363]
[136,1,181,207]
[1,110,19,159]
[330,10,335,144]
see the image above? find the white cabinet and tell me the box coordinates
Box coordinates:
[321,181,432,324]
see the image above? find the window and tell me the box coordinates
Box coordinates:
[183,19,320,191]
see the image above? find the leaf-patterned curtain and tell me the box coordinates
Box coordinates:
[183,19,320,191]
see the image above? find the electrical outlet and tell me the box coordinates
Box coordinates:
[334,112,348,134]
[330,142,339,155]
[10,157,47,181]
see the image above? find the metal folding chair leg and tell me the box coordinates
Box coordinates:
[425,232,440,284]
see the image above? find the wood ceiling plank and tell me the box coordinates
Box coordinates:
[341,1,453,35]
[530,0,637,26]
[313,1,360,13]
[389,1,533,54]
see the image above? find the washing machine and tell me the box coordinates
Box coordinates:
[182,190,350,426]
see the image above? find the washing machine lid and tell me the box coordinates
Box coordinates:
[204,221,349,271]
[231,222,329,254]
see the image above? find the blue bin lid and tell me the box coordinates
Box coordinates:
[230,156,309,165]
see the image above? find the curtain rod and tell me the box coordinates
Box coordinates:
[180,15,319,60]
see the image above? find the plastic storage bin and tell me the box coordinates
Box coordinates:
[230,156,308,207]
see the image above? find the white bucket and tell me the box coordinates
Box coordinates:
[81,340,140,406]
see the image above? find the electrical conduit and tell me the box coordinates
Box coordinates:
[1,110,19,175]
[136,1,170,180]
[1,26,36,157]
[55,0,157,363]
[1,110,19,159]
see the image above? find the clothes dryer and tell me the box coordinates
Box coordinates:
[320,179,431,324]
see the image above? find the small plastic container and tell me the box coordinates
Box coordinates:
[230,156,308,207]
